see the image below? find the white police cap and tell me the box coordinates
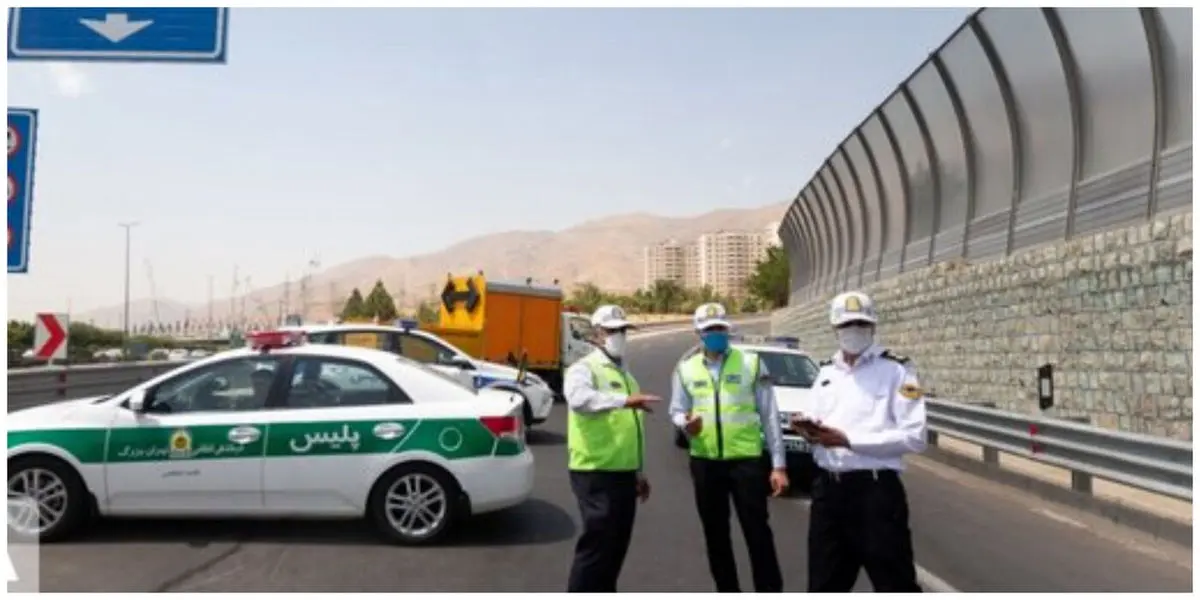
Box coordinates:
[829,291,877,326]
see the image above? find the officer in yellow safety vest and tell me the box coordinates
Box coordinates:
[564,304,659,593]
[669,302,788,593]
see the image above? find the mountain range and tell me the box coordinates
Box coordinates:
[77,202,788,328]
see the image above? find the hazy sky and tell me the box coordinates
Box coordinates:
[7,7,970,317]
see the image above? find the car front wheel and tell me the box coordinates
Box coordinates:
[8,455,89,543]
[368,464,462,545]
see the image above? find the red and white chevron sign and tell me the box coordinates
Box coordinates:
[33,313,68,361]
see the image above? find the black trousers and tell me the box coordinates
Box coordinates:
[567,470,638,592]
[689,457,784,592]
[807,469,921,592]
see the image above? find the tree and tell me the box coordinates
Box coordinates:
[648,279,687,314]
[567,282,605,314]
[416,300,439,324]
[746,246,790,309]
[341,288,368,320]
[364,279,399,322]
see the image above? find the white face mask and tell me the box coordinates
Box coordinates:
[836,325,874,355]
[604,331,628,358]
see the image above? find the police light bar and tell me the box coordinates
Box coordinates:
[396,319,418,330]
[246,330,306,352]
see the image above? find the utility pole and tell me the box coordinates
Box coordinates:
[207,275,215,336]
[328,281,338,322]
[118,222,138,353]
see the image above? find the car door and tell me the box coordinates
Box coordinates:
[262,355,418,514]
[103,356,285,515]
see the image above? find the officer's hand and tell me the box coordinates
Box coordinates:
[769,468,789,497]
[636,474,651,503]
[624,394,661,412]
[683,413,703,436]
[815,426,849,448]
[790,415,822,441]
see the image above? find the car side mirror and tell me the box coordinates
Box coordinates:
[127,390,147,412]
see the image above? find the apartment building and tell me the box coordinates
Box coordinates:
[642,239,687,289]
[641,224,781,299]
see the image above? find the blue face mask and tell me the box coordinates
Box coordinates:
[701,331,730,353]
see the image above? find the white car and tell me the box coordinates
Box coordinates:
[7,331,534,545]
[282,323,555,427]
[671,335,822,490]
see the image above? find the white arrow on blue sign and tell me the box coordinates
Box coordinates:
[8,108,39,274]
[7,8,228,63]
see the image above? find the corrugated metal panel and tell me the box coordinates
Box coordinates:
[1073,159,1153,236]
[1156,145,1193,214]
[1012,190,1069,251]
[903,237,933,271]
[967,209,1011,261]
[933,225,965,262]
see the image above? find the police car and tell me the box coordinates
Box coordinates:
[672,335,822,490]
[7,331,535,545]
[280,322,555,428]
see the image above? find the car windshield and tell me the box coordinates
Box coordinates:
[757,351,820,388]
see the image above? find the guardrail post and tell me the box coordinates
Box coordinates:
[56,371,67,399]
[1071,470,1093,495]
[927,430,939,447]
[982,447,1000,465]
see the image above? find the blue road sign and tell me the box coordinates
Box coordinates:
[8,8,228,63]
[8,108,39,274]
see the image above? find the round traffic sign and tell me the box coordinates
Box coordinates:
[7,125,19,157]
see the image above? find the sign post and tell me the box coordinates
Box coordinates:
[7,109,38,274]
[33,313,69,362]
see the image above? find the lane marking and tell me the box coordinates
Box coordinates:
[916,565,958,593]
[780,496,959,593]
[1034,507,1087,529]
[628,317,772,342]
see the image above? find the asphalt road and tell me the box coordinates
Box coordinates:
[29,325,1193,592]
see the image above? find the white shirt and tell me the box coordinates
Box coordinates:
[808,344,927,473]
[563,349,631,414]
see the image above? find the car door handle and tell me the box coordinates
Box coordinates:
[373,422,406,440]
[228,426,261,445]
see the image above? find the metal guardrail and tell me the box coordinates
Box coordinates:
[7,361,188,411]
[926,398,1193,502]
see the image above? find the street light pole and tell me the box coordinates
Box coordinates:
[118,222,139,354]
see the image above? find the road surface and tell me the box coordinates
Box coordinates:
[28,325,1193,592]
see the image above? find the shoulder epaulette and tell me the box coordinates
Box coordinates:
[881,350,910,364]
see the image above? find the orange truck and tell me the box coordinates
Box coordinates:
[422,273,595,396]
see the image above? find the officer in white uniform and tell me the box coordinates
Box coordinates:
[792,291,927,593]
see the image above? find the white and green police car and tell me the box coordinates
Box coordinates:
[672,335,822,491]
[7,331,534,545]
[279,322,555,427]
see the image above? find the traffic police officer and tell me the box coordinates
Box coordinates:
[670,302,788,593]
[564,304,658,593]
[793,291,927,592]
